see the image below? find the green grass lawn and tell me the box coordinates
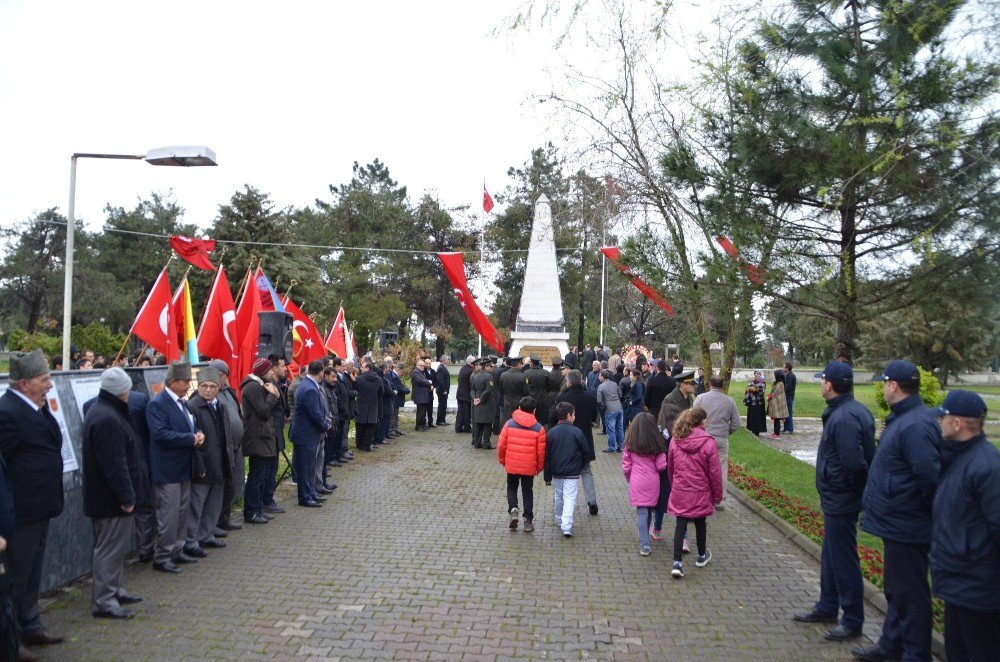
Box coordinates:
[729,428,884,553]
[775,381,999,420]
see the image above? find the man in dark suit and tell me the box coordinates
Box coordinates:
[146,362,204,574]
[354,359,384,451]
[410,359,433,431]
[434,356,451,426]
[289,360,330,507]
[455,355,475,433]
[550,369,600,515]
[564,346,578,370]
[184,367,230,557]
[0,350,65,657]
[387,362,408,438]
[643,359,676,419]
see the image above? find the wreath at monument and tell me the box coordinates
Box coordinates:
[622,345,650,366]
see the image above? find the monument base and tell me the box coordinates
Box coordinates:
[508,331,569,366]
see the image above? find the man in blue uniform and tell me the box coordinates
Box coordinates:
[930,390,999,662]
[793,361,875,643]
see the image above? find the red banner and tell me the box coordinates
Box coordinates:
[169,235,217,271]
[197,266,239,379]
[600,246,675,317]
[437,252,505,353]
[130,268,180,360]
[325,307,348,357]
[483,186,495,213]
[716,236,765,286]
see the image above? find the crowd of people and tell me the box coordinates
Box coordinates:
[1,345,997,662]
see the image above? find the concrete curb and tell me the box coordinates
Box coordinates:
[727,483,948,660]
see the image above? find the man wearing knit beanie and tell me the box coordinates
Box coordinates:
[82,368,148,619]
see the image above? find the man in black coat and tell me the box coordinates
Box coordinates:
[455,356,475,433]
[580,345,596,372]
[643,359,676,419]
[184,368,230,558]
[354,359,384,451]
[240,359,281,525]
[550,369,600,515]
[0,349,65,650]
[434,356,451,426]
[410,359,434,432]
[332,359,354,462]
[498,357,527,427]
[82,367,147,619]
[564,346,578,370]
[264,359,289,515]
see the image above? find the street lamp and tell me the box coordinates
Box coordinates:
[62,146,217,370]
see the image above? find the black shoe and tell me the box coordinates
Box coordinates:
[174,552,200,563]
[202,538,227,549]
[313,495,328,502]
[299,500,323,508]
[317,487,334,495]
[344,452,356,459]
[602,449,616,453]
[244,514,269,524]
[395,430,406,436]
[181,546,208,558]
[481,444,495,450]
[261,512,274,520]
[153,560,182,574]
[212,528,228,538]
[324,483,338,490]
[589,503,599,516]
[117,593,143,605]
[850,645,900,661]
[263,504,286,514]
[793,610,838,624]
[824,625,862,641]
[416,426,427,432]
[219,521,243,531]
[137,552,153,563]
[327,461,343,468]
[360,447,374,452]
[93,607,135,619]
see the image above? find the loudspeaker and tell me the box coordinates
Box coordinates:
[258,312,294,363]
[378,330,398,350]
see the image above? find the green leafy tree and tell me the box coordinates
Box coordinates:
[0,209,68,333]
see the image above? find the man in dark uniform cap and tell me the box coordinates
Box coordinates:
[662,370,697,412]
[523,356,551,428]
[470,359,496,450]
[498,356,528,428]
[547,359,564,428]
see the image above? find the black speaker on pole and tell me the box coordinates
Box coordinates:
[378,330,398,351]
[258,312,294,363]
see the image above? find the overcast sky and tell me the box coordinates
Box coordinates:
[0,1,594,233]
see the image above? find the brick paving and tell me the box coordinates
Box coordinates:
[40,420,884,660]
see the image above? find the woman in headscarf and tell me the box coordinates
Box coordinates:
[744,370,767,436]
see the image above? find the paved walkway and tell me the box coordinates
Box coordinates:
[40,422,884,660]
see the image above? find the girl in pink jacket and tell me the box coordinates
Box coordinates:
[667,407,723,578]
[622,412,668,557]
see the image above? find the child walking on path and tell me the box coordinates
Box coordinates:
[544,402,590,538]
[622,412,668,556]
[497,397,547,532]
[667,407,723,578]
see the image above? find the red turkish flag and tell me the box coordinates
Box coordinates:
[235,271,263,383]
[324,307,348,357]
[197,266,239,379]
[600,246,675,317]
[483,186,495,213]
[130,268,180,360]
[169,235,217,271]
[716,236,766,286]
[282,296,327,364]
[437,252,505,353]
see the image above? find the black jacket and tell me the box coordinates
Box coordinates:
[457,364,474,401]
[815,393,875,515]
[82,390,149,519]
[0,389,64,526]
[334,372,352,418]
[321,379,341,429]
[644,372,676,416]
[544,422,590,482]
[499,367,528,411]
[551,385,598,462]
[354,370,384,425]
[188,395,231,484]
[435,364,451,394]
[580,349,596,370]
[410,368,433,405]
[564,352,577,369]
[379,369,394,416]
[861,394,941,545]
[0,456,13,538]
[240,376,280,458]
[931,434,1000,611]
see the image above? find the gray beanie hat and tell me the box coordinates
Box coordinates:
[8,349,48,382]
[208,359,230,375]
[100,367,133,396]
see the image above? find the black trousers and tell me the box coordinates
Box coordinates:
[815,511,864,630]
[356,423,376,450]
[772,418,783,435]
[945,603,1000,662]
[455,399,471,432]
[415,404,429,429]
[878,540,932,660]
[506,474,534,520]
[5,520,49,636]
[673,516,706,562]
[436,391,448,424]
[473,423,492,448]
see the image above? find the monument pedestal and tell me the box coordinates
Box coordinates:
[508,194,569,364]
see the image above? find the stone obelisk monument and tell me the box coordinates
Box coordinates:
[508,194,570,363]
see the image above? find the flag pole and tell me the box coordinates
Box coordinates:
[478,178,485,357]
[114,254,176,365]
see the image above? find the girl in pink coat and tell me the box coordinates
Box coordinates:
[622,412,668,557]
[667,407,723,578]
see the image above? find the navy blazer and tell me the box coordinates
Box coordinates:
[289,376,327,446]
[0,389,64,526]
[146,389,199,485]
[389,371,409,409]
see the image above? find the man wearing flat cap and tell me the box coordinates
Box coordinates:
[794,361,875,645]
[145,362,205,574]
[184,367,230,558]
[855,360,941,660]
[0,349,65,654]
[209,359,244,533]
[662,370,697,412]
[929,391,1000,661]
[82,367,147,619]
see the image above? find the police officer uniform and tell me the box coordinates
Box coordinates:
[498,358,528,427]
[470,360,496,450]
[523,357,551,427]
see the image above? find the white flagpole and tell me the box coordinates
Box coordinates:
[478,180,485,357]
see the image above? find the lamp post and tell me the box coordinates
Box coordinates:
[62,146,217,370]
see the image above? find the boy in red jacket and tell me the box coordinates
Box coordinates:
[498,397,547,532]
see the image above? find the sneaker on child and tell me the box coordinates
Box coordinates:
[695,549,712,567]
[508,507,519,530]
[640,546,650,556]
[650,528,663,541]
[682,538,690,554]
[671,562,684,578]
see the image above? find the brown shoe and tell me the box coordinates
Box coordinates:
[22,631,65,646]
[18,646,38,662]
